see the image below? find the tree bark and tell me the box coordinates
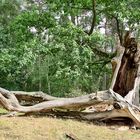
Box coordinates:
[0,87,140,127]
[88,0,96,35]
[111,31,140,106]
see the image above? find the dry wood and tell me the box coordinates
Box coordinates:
[0,87,140,127]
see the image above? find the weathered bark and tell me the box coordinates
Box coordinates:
[0,32,139,128]
[88,0,96,35]
[11,91,60,105]
[0,88,111,112]
[111,31,140,106]
[0,87,140,127]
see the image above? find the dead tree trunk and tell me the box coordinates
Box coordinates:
[0,32,140,127]
[110,31,140,106]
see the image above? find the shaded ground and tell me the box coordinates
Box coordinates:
[0,115,139,140]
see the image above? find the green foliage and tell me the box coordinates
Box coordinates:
[24,24,110,96]
[10,10,56,43]
[0,0,20,26]
[0,0,139,97]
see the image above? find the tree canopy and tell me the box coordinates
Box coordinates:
[0,0,140,97]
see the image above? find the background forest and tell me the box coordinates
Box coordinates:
[0,0,140,97]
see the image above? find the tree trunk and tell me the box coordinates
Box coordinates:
[110,31,140,106]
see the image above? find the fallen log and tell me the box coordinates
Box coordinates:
[11,91,60,105]
[0,87,140,127]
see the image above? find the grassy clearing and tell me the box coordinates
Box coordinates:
[0,115,139,140]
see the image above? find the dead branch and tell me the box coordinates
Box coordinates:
[0,87,140,127]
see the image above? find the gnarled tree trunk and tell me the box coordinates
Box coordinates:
[110,31,140,106]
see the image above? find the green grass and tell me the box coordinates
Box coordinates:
[0,108,9,114]
[0,116,139,140]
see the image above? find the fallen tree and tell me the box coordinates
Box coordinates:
[0,32,140,128]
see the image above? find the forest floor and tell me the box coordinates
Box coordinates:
[0,109,140,140]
